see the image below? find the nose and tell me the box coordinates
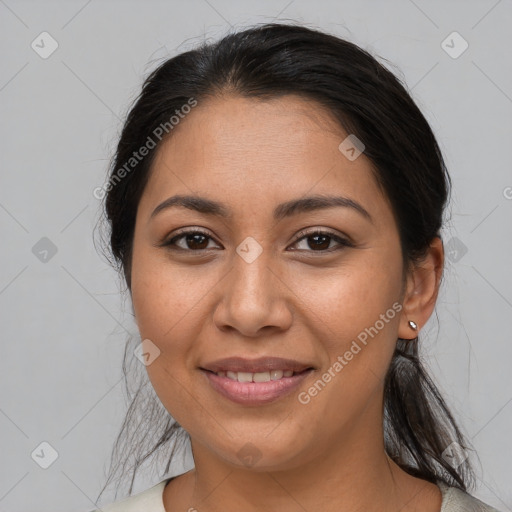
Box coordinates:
[212,246,293,338]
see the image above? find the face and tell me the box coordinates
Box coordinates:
[130,94,408,471]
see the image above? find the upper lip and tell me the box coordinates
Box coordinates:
[200,357,314,374]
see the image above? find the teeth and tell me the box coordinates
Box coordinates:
[253,371,271,382]
[270,370,283,380]
[217,370,297,382]
[238,372,253,382]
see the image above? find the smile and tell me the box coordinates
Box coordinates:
[214,369,295,381]
[201,368,314,406]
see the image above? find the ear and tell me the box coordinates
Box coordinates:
[398,236,444,340]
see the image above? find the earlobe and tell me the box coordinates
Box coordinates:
[398,236,444,340]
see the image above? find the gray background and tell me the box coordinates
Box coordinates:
[1,0,511,511]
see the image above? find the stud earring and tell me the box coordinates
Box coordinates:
[408,320,418,330]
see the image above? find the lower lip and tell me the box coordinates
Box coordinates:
[201,369,313,406]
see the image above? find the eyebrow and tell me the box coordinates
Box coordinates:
[149,194,373,223]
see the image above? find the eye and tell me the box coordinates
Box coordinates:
[288,229,353,253]
[159,227,353,254]
[160,228,221,252]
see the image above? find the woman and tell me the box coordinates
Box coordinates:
[90,22,501,512]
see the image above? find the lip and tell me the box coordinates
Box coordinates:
[200,356,314,373]
[201,367,314,406]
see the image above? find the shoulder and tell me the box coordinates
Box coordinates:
[85,478,170,512]
[437,481,502,512]
[85,477,504,512]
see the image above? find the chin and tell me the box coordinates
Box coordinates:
[205,431,312,473]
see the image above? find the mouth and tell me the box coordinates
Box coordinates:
[202,368,311,382]
[200,356,314,375]
[199,357,315,406]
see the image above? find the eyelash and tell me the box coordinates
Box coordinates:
[160,227,354,255]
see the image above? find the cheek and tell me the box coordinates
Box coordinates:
[292,252,402,349]
[129,247,222,410]
[130,258,203,422]
[290,253,402,413]
[131,246,215,343]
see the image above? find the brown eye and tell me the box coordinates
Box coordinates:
[305,233,331,250]
[159,228,352,255]
[161,229,220,252]
[181,233,210,250]
[290,230,353,253]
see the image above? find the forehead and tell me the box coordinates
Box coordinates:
[164,93,345,164]
[139,94,390,225]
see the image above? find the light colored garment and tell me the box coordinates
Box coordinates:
[88,478,502,511]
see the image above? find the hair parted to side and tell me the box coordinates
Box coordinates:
[95,21,476,501]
